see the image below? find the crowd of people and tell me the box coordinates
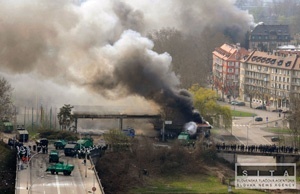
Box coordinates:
[216,142,299,154]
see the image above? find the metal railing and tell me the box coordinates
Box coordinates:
[89,155,105,194]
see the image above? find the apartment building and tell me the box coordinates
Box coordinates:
[212,43,249,100]
[240,50,300,109]
[249,24,291,52]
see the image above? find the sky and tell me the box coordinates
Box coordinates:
[0,0,254,114]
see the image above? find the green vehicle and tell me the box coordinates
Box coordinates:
[0,121,13,133]
[75,138,93,150]
[45,162,74,175]
[177,132,195,147]
[54,140,67,150]
[49,150,59,163]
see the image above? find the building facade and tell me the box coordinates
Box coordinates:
[212,43,249,101]
[249,24,291,52]
[240,50,300,109]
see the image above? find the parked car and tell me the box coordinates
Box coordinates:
[229,100,239,105]
[235,102,246,106]
[271,136,280,142]
[272,109,283,112]
[255,105,267,110]
[255,117,263,122]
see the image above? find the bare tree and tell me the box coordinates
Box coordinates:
[0,77,14,121]
[148,27,229,89]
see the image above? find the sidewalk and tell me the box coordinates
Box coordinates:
[77,158,104,194]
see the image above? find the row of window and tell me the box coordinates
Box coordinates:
[246,64,292,75]
[251,35,289,40]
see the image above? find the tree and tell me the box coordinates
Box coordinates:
[103,129,132,152]
[189,84,232,129]
[148,27,229,89]
[287,94,300,148]
[0,77,14,121]
[57,104,74,131]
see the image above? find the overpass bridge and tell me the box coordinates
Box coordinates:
[72,112,161,132]
[216,149,300,164]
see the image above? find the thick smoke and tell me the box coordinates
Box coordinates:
[0,0,254,116]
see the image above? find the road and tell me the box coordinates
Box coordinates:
[16,145,103,194]
[222,102,284,146]
[218,102,285,163]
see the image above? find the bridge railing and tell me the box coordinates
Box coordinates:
[89,155,105,194]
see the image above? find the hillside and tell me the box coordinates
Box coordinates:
[0,140,16,194]
[95,137,235,194]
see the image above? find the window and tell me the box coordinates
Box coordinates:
[283,77,285,82]
[287,78,289,82]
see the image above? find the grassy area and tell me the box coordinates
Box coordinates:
[130,175,265,194]
[263,127,291,134]
[231,110,256,117]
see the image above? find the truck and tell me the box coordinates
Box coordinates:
[75,138,93,150]
[64,143,78,157]
[17,127,29,142]
[122,127,135,138]
[45,162,74,175]
[0,121,13,133]
[49,150,59,163]
[54,140,67,150]
[177,132,195,147]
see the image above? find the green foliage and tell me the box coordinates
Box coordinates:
[189,85,232,129]
[103,129,131,152]
[38,129,78,141]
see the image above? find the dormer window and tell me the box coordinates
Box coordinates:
[252,56,257,61]
[285,61,291,67]
[278,60,283,66]
[271,59,276,64]
[256,57,262,62]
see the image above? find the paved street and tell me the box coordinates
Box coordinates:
[15,147,103,194]
[217,101,285,144]
[215,101,288,164]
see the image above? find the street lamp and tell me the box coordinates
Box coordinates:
[27,152,39,192]
[247,125,249,146]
